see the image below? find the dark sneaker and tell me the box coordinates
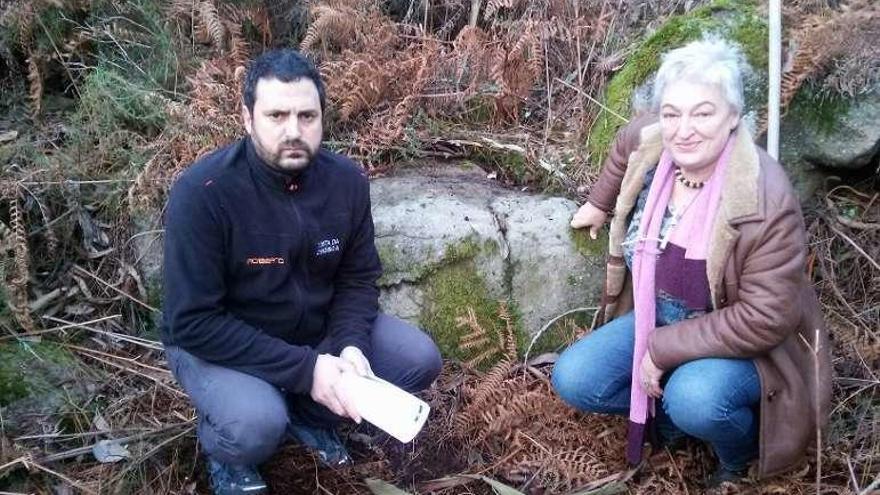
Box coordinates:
[288,415,352,468]
[649,417,687,454]
[207,458,267,495]
[706,465,748,488]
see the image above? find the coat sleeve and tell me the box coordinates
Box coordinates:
[587,114,654,213]
[162,178,318,394]
[647,193,807,370]
[324,173,382,356]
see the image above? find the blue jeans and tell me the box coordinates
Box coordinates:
[551,311,760,471]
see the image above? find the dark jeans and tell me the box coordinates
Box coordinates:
[165,314,442,466]
[551,311,760,471]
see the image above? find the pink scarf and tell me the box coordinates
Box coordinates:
[625,134,734,465]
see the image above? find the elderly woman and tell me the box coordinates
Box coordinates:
[552,38,831,485]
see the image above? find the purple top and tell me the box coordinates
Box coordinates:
[623,171,713,325]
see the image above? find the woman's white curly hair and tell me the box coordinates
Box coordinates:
[651,36,748,114]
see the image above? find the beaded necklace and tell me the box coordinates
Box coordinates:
[674,167,706,189]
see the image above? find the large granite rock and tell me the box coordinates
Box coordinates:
[781,91,880,174]
[373,166,605,358]
[133,164,607,359]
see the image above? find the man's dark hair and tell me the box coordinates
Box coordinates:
[242,49,326,113]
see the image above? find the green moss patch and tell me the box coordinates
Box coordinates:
[0,341,78,406]
[378,236,490,286]
[399,236,524,368]
[589,0,768,166]
[786,86,852,136]
[420,260,525,367]
[569,227,609,258]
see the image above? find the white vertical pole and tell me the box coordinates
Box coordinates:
[768,0,782,159]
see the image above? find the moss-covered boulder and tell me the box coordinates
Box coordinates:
[589,0,768,165]
[781,89,880,183]
[372,165,605,362]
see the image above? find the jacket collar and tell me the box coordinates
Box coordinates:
[610,119,764,308]
[245,137,317,194]
[623,121,763,226]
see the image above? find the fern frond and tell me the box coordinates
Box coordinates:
[168,0,196,20]
[2,1,35,47]
[198,0,225,50]
[226,21,248,67]
[484,0,516,20]
[497,302,518,360]
[464,347,501,369]
[223,3,272,45]
[26,54,42,118]
[757,2,879,133]
[300,4,359,53]
[5,188,35,332]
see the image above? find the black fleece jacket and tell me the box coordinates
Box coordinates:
[160,137,382,395]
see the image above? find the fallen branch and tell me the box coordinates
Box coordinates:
[554,78,630,124]
[827,225,880,271]
[37,421,194,463]
[43,315,162,350]
[524,306,596,365]
[0,314,122,342]
[108,425,196,488]
[67,345,185,397]
[72,264,159,312]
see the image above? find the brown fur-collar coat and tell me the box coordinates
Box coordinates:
[587,115,832,477]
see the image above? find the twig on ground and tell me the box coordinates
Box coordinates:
[25,457,97,495]
[665,449,689,495]
[67,345,184,397]
[554,78,629,123]
[827,225,880,271]
[73,265,159,312]
[0,315,122,342]
[38,421,194,463]
[108,424,196,488]
[64,344,170,376]
[524,306,596,365]
[42,315,162,350]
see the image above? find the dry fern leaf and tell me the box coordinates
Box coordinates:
[454,360,514,437]
[456,306,503,361]
[464,347,503,369]
[377,44,437,144]
[300,4,359,53]
[460,336,492,351]
[5,188,35,332]
[26,53,42,118]
[198,0,225,50]
[496,302,518,360]
[168,0,196,20]
[756,3,877,133]
[226,21,248,67]
[464,358,514,409]
[2,0,35,47]
[484,0,517,20]
[223,4,272,46]
[477,388,548,442]
[0,221,13,252]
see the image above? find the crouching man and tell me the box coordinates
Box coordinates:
[161,49,443,495]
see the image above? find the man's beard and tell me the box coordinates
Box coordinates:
[255,137,317,172]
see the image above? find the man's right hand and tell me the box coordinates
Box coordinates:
[311,354,362,423]
[570,202,608,240]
